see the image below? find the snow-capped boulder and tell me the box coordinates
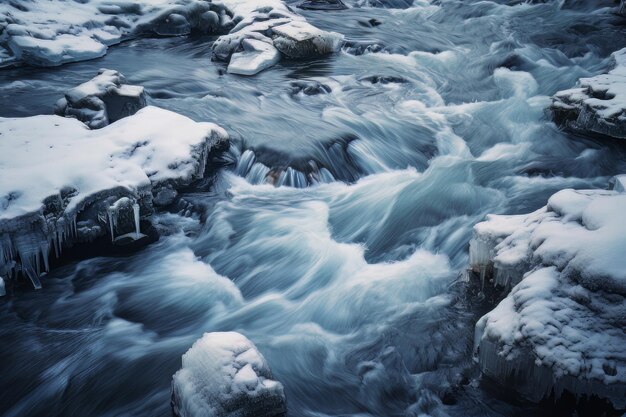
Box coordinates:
[0,0,230,67]
[172,332,286,417]
[470,178,626,408]
[54,69,147,129]
[549,48,626,139]
[0,106,227,292]
[213,0,343,75]
[227,39,281,76]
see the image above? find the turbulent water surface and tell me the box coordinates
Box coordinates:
[1,0,626,416]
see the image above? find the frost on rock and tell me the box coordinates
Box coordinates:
[0,0,230,67]
[171,332,286,417]
[54,69,147,129]
[0,106,228,293]
[471,178,626,408]
[213,0,343,75]
[549,48,626,139]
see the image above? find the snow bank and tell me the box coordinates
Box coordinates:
[471,178,626,408]
[54,69,147,129]
[0,0,343,75]
[0,106,227,291]
[549,48,626,139]
[172,332,286,417]
[214,0,343,75]
[0,0,230,67]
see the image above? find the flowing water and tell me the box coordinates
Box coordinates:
[1,0,626,416]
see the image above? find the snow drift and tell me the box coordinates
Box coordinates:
[470,176,626,408]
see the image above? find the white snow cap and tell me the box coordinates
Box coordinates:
[172,331,286,417]
[472,178,626,408]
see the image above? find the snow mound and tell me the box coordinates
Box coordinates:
[0,0,229,67]
[549,48,626,139]
[213,0,343,75]
[172,331,286,417]
[0,106,227,291]
[54,69,147,129]
[471,178,626,408]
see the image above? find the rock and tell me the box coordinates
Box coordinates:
[296,0,348,10]
[172,332,286,417]
[289,80,332,96]
[470,177,626,409]
[271,21,343,58]
[154,13,192,36]
[54,69,147,129]
[548,48,626,139]
[619,0,626,17]
[228,39,281,76]
[0,106,228,291]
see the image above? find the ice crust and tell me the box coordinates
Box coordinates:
[549,48,626,139]
[0,106,227,291]
[0,0,343,75]
[171,331,286,417]
[471,178,626,408]
[54,69,147,129]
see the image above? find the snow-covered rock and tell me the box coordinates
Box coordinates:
[470,178,626,408]
[172,332,286,417]
[0,106,227,292]
[54,69,147,129]
[213,0,343,75]
[0,0,343,74]
[0,0,229,67]
[296,0,348,10]
[549,48,626,139]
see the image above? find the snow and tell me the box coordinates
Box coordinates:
[0,0,343,75]
[549,48,626,139]
[471,178,626,407]
[55,69,147,129]
[171,331,286,417]
[0,106,227,290]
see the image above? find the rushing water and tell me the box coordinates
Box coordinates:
[1,0,626,416]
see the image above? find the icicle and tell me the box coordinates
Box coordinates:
[133,203,141,237]
[108,209,116,242]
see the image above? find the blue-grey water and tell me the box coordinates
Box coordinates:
[1,0,625,416]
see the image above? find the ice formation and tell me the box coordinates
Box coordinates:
[213,0,343,75]
[0,106,227,293]
[471,177,626,408]
[171,332,286,417]
[549,48,626,139]
[0,0,342,74]
[54,69,147,129]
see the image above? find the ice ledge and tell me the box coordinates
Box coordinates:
[0,106,228,292]
[470,177,626,409]
[548,48,626,140]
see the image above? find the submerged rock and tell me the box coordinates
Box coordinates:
[172,332,286,417]
[548,48,626,139]
[0,106,228,292]
[54,69,147,129]
[470,176,626,409]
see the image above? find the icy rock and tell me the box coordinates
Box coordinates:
[213,0,343,75]
[296,0,348,10]
[171,332,286,417]
[228,39,281,76]
[549,48,626,139]
[0,0,230,67]
[471,178,626,408]
[54,69,147,129]
[0,106,228,291]
[620,0,626,17]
